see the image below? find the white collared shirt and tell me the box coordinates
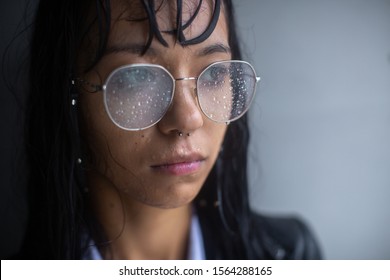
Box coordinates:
[83,213,205,260]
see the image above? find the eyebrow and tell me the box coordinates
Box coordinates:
[104,43,153,56]
[195,43,231,56]
[104,42,231,57]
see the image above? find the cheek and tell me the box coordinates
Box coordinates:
[200,121,227,170]
[80,95,141,174]
[206,121,227,151]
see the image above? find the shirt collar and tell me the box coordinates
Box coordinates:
[84,212,205,260]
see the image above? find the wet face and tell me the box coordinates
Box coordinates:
[79,0,230,209]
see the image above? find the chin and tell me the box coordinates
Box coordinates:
[137,182,202,209]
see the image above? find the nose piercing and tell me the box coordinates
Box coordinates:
[177,131,191,137]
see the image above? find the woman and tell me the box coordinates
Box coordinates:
[18,0,321,259]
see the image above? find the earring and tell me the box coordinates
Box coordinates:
[76,157,89,193]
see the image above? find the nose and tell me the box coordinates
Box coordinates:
[157,78,204,136]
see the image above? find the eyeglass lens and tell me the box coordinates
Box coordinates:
[103,61,257,130]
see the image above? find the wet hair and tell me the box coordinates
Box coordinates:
[19,0,264,259]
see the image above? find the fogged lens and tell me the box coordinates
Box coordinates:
[197,61,257,123]
[103,65,174,130]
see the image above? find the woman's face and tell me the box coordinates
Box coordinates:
[80,0,230,208]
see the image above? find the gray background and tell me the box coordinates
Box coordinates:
[236,0,390,259]
[1,0,389,259]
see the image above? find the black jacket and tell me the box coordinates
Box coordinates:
[199,210,321,259]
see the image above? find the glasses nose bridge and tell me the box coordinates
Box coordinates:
[173,76,199,96]
[174,76,198,85]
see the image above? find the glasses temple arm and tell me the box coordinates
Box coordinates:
[72,78,103,93]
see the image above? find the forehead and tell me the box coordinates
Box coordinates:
[109,0,226,46]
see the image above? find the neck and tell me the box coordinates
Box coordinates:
[87,173,192,260]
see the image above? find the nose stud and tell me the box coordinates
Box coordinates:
[177,131,191,137]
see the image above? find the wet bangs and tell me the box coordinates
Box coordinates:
[120,0,222,52]
[79,0,223,72]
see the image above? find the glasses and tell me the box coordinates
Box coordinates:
[76,60,260,131]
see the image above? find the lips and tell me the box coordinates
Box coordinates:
[151,154,206,176]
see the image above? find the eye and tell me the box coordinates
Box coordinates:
[200,65,229,86]
[126,67,157,85]
[110,66,157,90]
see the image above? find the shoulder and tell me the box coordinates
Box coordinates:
[251,213,322,259]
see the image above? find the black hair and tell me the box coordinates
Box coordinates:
[19,0,265,259]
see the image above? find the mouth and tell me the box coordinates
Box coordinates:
[151,154,206,176]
